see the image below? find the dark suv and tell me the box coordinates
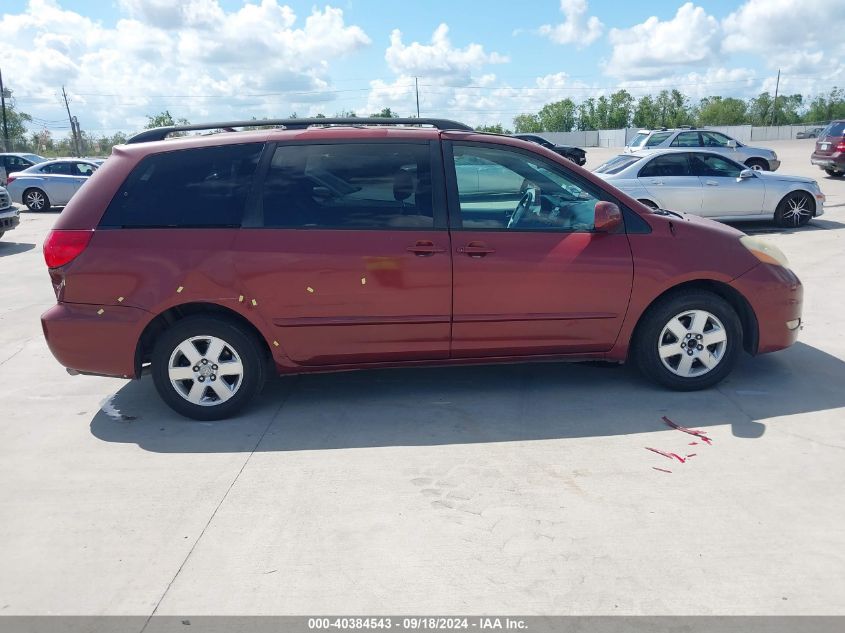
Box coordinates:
[810,121,845,177]
[41,118,803,420]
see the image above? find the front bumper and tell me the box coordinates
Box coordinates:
[0,208,20,233]
[767,159,781,171]
[41,302,151,378]
[731,263,803,355]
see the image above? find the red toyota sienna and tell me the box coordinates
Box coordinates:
[40,118,803,420]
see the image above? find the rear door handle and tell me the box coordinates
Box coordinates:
[457,241,496,257]
[705,180,718,186]
[649,180,664,186]
[406,240,446,256]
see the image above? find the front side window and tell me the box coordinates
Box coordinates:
[100,143,263,228]
[645,131,672,147]
[628,133,647,148]
[671,132,700,147]
[690,154,743,178]
[700,131,731,147]
[638,154,691,178]
[260,143,433,229]
[452,144,600,232]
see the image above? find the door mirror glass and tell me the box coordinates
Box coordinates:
[726,139,738,148]
[594,201,622,233]
[738,169,754,180]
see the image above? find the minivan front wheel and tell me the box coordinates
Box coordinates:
[151,316,266,420]
[633,291,742,391]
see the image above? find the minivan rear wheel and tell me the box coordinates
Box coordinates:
[633,290,742,391]
[151,316,266,420]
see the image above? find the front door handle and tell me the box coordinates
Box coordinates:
[406,240,446,256]
[648,179,664,186]
[457,241,496,257]
[705,180,718,186]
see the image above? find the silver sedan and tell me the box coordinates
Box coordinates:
[594,149,825,227]
[6,159,100,211]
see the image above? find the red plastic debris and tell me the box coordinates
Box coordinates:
[645,447,686,463]
[652,467,672,474]
[662,416,713,445]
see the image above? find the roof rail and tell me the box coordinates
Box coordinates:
[126,117,474,144]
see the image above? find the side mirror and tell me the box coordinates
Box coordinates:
[738,169,754,181]
[726,139,738,149]
[594,201,623,233]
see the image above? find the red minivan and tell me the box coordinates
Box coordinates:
[40,118,803,420]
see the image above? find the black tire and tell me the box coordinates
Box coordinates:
[151,315,266,420]
[774,191,814,228]
[633,290,742,391]
[23,188,50,211]
[745,158,769,171]
[824,168,843,177]
[637,199,659,209]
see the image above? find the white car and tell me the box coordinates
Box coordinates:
[6,159,99,211]
[594,150,824,227]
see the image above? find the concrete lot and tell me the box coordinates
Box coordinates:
[0,138,843,616]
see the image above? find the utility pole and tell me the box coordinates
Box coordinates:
[770,68,781,126]
[62,85,79,156]
[414,76,420,118]
[0,68,10,151]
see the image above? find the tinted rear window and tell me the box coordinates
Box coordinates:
[594,154,642,175]
[100,143,263,228]
[260,143,433,229]
[823,122,845,137]
[628,133,647,147]
[645,131,672,147]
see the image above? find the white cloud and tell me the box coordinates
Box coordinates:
[384,24,508,83]
[605,3,720,79]
[618,67,759,100]
[1,0,370,133]
[539,0,604,47]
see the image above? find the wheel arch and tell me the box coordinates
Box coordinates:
[134,302,274,377]
[776,188,818,216]
[629,279,759,357]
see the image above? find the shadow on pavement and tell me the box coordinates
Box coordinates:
[0,241,35,257]
[89,341,845,453]
[727,218,845,235]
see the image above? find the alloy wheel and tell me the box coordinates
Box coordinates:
[657,310,728,378]
[25,190,45,210]
[783,193,812,226]
[168,335,244,406]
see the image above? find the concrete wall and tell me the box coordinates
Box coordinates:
[538,124,824,148]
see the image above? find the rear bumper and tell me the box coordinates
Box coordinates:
[0,208,20,233]
[730,263,803,355]
[811,152,845,170]
[41,302,150,378]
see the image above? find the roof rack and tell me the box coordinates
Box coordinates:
[126,117,474,144]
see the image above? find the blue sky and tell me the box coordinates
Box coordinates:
[1,0,843,135]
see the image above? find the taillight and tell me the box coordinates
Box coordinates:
[6,174,16,184]
[836,141,845,152]
[43,230,93,269]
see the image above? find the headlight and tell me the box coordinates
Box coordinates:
[740,235,789,267]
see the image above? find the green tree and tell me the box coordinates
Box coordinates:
[607,90,634,129]
[655,89,693,127]
[370,107,398,118]
[475,123,511,134]
[696,96,748,126]
[537,99,576,132]
[1,103,33,151]
[144,110,190,129]
[804,87,845,123]
[512,113,542,133]
[747,92,774,126]
[632,95,658,128]
[576,98,597,130]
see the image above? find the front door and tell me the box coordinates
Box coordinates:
[445,141,634,358]
[234,141,452,365]
[689,153,765,217]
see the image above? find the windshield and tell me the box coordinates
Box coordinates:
[594,154,643,175]
[21,154,46,163]
[628,133,647,148]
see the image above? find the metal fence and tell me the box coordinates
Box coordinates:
[542,124,825,148]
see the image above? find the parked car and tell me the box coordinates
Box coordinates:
[0,186,20,240]
[796,127,824,139]
[625,128,780,171]
[6,159,100,211]
[513,134,587,165]
[0,152,46,186]
[810,120,845,177]
[594,149,824,227]
[41,117,803,420]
